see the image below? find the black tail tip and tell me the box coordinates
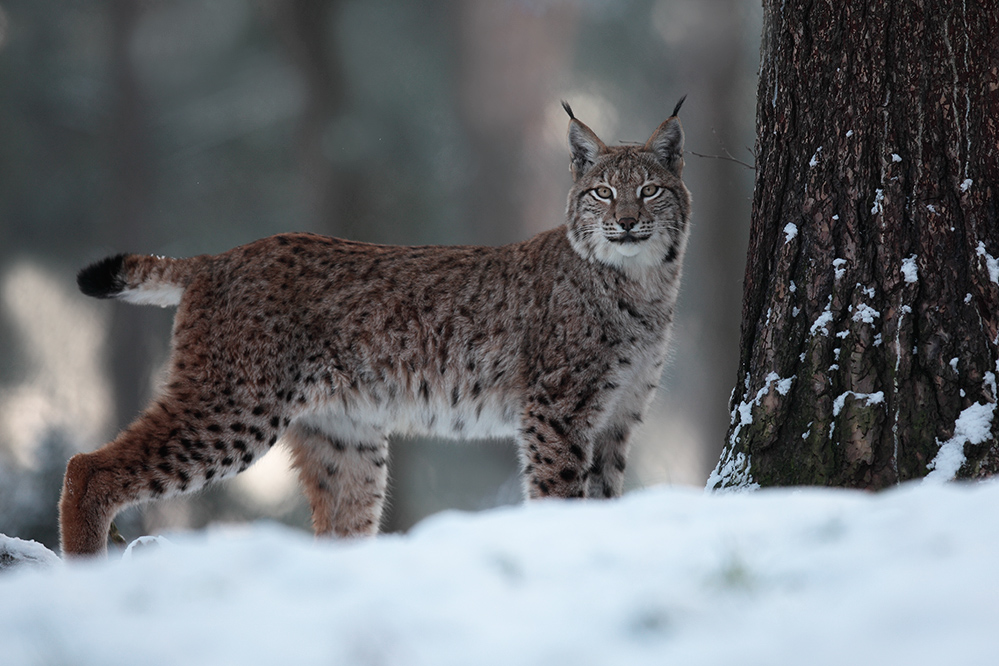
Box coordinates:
[671,95,687,118]
[77,254,126,298]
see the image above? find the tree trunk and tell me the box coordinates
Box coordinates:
[710,0,999,490]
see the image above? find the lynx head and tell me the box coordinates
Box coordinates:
[562,98,691,274]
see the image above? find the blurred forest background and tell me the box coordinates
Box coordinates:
[0,0,760,551]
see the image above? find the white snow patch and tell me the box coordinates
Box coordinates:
[975,242,999,284]
[123,535,174,560]
[870,189,885,215]
[6,484,999,665]
[852,303,880,325]
[926,204,937,214]
[706,450,760,493]
[950,358,960,374]
[809,147,822,168]
[832,214,839,221]
[901,255,918,284]
[783,222,798,243]
[789,281,797,293]
[792,306,800,318]
[0,535,61,572]
[925,402,996,483]
[832,391,885,417]
[810,297,834,336]
[873,333,883,347]
[960,178,973,192]
[965,293,973,304]
[845,129,854,137]
[891,153,902,163]
[833,258,847,280]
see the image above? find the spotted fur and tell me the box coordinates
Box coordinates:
[59,102,691,557]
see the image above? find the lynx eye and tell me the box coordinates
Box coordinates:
[592,186,614,201]
[640,184,662,198]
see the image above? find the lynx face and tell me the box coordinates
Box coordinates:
[563,103,689,274]
[59,100,691,557]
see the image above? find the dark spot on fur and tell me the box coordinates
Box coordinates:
[559,468,577,482]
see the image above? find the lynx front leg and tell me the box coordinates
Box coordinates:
[517,404,593,499]
[586,422,634,499]
[284,424,389,538]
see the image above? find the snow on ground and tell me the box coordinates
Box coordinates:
[2,481,998,665]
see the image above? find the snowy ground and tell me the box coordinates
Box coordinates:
[2,481,997,665]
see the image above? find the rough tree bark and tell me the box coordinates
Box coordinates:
[710,0,999,490]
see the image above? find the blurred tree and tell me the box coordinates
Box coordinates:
[454,0,576,245]
[272,0,350,236]
[105,0,167,434]
[711,0,999,489]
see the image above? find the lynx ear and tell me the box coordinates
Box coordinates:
[563,101,607,181]
[645,96,686,175]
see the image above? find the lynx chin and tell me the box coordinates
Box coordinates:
[60,99,691,557]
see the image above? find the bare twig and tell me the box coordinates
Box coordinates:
[688,150,756,170]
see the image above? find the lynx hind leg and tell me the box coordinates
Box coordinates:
[60,395,285,558]
[284,424,389,538]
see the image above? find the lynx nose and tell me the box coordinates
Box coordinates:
[618,217,638,231]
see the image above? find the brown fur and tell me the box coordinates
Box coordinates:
[60,104,691,556]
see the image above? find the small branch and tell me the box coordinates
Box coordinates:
[689,150,756,171]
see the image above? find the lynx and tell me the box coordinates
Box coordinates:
[60,99,691,557]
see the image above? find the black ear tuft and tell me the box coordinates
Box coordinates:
[561,100,575,120]
[78,254,127,298]
[671,95,687,118]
